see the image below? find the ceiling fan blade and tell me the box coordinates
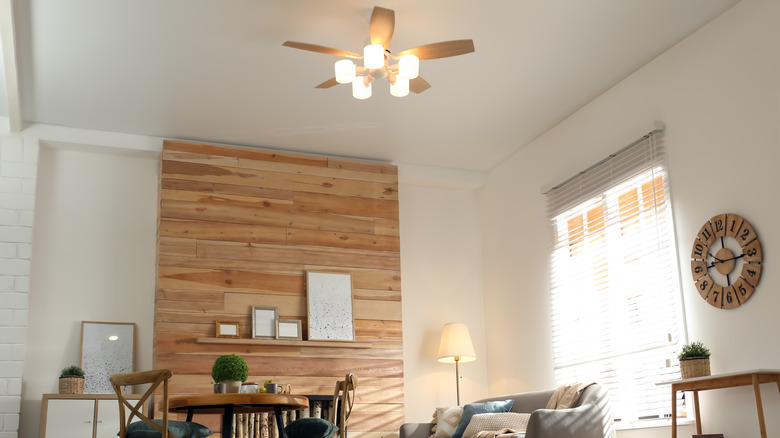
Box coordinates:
[315,78,340,89]
[283,41,361,59]
[397,40,475,60]
[409,77,431,94]
[369,6,395,48]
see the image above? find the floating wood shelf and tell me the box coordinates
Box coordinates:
[196,337,373,349]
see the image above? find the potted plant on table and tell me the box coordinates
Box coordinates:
[678,341,711,379]
[211,354,249,393]
[59,365,85,394]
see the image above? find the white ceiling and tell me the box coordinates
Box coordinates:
[3,0,739,171]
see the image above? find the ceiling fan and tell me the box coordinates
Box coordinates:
[282,6,475,99]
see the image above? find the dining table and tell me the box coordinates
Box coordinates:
[169,392,309,438]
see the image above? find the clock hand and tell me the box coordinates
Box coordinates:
[707,253,745,269]
[708,252,725,262]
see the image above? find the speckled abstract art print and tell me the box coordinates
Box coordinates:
[306,272,354,341]
[80,322,135,393]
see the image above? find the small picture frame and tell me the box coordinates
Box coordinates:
[216,321,240,338]
[251,306,278,339]
[277,319,302,341]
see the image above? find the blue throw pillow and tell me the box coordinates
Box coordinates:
[284,417,338,438]
[124,419,213,438]
[451,400,515,438]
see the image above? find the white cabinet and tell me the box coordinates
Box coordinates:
[40,394,145,438]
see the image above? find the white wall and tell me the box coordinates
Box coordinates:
[0,129,37,438]
[11,126,492,434]
[480,0,780,437]
[399,166,489,422]
[20,141,159,438]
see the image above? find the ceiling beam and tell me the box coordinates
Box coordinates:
[1,0,23,132]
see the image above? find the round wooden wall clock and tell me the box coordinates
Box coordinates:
[690,213,763,309]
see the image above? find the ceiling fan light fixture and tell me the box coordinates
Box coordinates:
[398,54,419,79]
[390,76,409,97]
[364,44,385,70]
[334,59,356,84]
[352,76,372,99]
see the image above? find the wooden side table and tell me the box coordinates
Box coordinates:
[659,369,780,438]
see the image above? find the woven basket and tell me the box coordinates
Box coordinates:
[59,377,85,394]
[680,358,711,379]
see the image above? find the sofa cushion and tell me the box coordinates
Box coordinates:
[452,400,514,438]
[462,412,531,437]
[431,406,464,438]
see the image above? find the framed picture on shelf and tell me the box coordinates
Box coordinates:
[216,321,240,338]
[251,306,278,339]
[277,319,302,341]
[306,271,355,342]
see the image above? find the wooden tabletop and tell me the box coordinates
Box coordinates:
[657,369,780,390]
[169,393,309,415]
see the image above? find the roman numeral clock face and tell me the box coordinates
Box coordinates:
[691,213,763,309]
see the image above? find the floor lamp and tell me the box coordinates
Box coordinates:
[437,323,476,406]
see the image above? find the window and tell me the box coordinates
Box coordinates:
[546,130,685,423]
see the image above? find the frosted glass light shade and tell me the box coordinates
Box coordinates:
[437,323,476,363]
[398,54,419,79]
[352,77,372,99]
[334,60,356,84]
[390,76,409,97]
[364,44,385,69]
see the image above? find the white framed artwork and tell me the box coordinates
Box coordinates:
[80,321,136,393]
[306,271,354,342]
[252,306,278,339]
[277,319,302,340]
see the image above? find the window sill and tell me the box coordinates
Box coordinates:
[613,417,694,431]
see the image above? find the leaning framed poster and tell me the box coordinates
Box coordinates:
[306,271,354,341]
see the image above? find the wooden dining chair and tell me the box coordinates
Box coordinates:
[284,373,358,438]
[110,369,212,438]
[329,373,357,438]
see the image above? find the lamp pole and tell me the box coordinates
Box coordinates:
[455,355,461,406]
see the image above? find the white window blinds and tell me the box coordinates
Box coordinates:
[546,130,685,423]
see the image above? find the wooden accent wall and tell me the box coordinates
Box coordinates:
[154,140,403,437]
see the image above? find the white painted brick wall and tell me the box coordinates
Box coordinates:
[0,135,37,438]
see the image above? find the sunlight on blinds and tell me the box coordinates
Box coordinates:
[547,131,685,423]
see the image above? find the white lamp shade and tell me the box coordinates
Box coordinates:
[334,59,356,84]
[437,323,476,363]
[398,54,419,79]
[352,76,372,99]
[390,76,409,97]
[364,44,385,70]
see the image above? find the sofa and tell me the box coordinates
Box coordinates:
[399,384,613,438]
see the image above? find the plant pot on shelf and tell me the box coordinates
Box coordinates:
[59,377,85,394]
[680,357,711,379]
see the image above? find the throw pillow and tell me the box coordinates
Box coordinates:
[432,406,464,438]
[451,400,514,438]
[462,412,531,438]
[124,419,212,438]
[284,417,338,438]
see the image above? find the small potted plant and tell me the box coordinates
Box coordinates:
[59,365,85,394]
[678,341,711,379]
[211,354,249,393]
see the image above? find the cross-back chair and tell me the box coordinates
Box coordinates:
[330,373,357,438]
[110,369,176,438]
[284,373,358,438]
